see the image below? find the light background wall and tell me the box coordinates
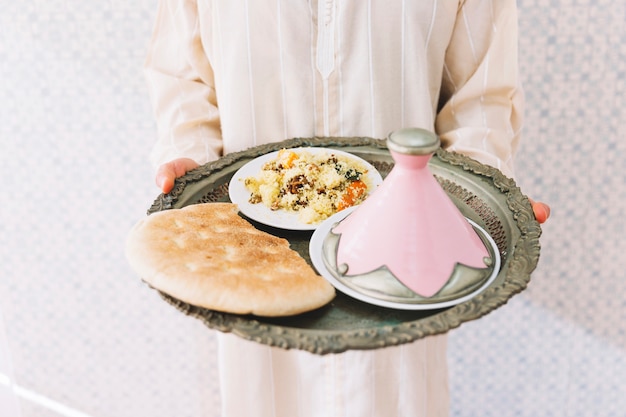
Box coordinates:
[1,1,624,416]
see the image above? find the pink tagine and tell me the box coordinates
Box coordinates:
[331,128,490,298]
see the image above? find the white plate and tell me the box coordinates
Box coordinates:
[309,207,501,310]
[228,147,384,230]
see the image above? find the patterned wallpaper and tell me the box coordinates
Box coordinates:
[0,1,624,416]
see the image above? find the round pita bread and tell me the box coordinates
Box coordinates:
[125,203,335,317]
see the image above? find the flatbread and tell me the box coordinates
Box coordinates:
[125,203,335,317]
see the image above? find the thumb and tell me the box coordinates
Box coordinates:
[529,199,551,224]
[155,158,199,194]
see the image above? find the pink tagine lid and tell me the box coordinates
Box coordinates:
[321,128,497,303]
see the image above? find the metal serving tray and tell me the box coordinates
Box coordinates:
[146,137,542,354]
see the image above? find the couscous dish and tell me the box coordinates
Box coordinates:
[243,148,375,224]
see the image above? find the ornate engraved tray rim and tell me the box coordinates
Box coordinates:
[147,137,542,355]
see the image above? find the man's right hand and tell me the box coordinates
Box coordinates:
[155,158,200,194]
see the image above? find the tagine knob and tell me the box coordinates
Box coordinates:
[387,127,441,156]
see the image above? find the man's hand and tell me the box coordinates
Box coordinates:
[530,199,550,224]
[155,158,200,194]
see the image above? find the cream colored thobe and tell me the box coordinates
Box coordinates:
[144,1,523,416]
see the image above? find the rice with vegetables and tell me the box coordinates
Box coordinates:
[243,149,374,224]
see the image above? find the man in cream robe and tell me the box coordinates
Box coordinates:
[144,1,524,416]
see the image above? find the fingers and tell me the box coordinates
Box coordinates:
[155,158,200,194]
[530,199,551,224]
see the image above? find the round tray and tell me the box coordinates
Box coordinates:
[147,137,542,354]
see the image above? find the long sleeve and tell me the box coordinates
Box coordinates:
[144,0,223,169]
[435,0,523,178]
